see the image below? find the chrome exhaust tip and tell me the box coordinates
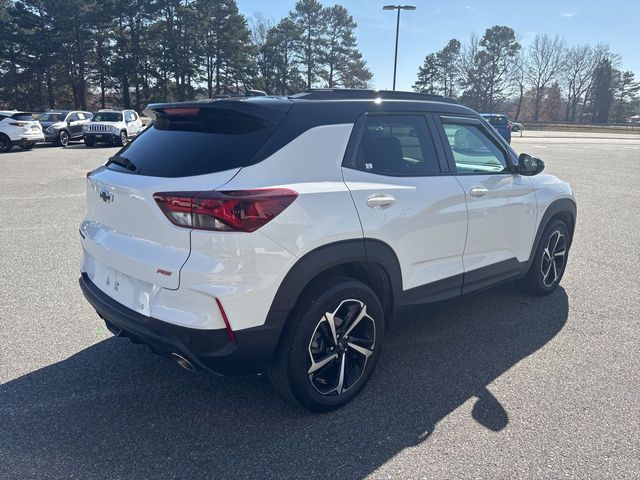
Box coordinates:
[170,352,196,372]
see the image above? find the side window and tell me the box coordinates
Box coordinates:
[124,112,133,122]
[350,115,440,176]
[67,113,79,122]
[441,121,508,174]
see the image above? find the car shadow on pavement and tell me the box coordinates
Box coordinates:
[1,284,568,479]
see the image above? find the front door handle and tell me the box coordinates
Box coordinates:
[469,187,489,198]
[366,194,396,209]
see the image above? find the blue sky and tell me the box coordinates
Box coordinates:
[237,0,640,91]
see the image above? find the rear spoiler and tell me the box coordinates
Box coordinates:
[143,96,292,132]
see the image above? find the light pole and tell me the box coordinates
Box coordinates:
[383,5,416,91]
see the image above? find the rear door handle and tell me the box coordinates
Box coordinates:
[366,194,396,209]
[469,187,489,198]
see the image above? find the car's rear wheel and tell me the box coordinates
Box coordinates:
[517,220,570,295]
[57,130,69,147]
[268,277,384,411]
[84,137,95,147]
[21,142,34,150]
[0,134,12,153]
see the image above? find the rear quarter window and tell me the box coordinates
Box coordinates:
[110,110,272,178]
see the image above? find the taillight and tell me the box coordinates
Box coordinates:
[507,123,512,131]
[9,122,28,127]
[154,188,297,232]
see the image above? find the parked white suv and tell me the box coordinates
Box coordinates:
[79,90,577,411]
[0,111,44,152]
[83,109,143,147]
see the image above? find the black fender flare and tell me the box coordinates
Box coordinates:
[525,198,577,271]
[268,238,402,315]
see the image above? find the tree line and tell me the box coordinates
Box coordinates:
[0,0,371,111]
[413,26,639,123]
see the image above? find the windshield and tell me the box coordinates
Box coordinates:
[39,113,68,122]
[93,112,122,122]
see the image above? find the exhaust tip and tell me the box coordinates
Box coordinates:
[170,352,196,372]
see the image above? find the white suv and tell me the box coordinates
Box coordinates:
[79,90,576,411]
[83,109,143,147]
[0,111,44,152]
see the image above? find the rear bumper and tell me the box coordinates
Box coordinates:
[15,134,44,145]
[79,273,288,375]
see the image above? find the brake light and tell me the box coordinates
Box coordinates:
[163,107,200,116]
[9,122,28,127]
[507,123,512,131]
[154,188,297,232]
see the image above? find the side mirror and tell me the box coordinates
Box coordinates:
[518,153,545,176]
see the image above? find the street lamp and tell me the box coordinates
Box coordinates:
[383,5,416,91]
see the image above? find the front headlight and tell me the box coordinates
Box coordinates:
[83,125,89,132]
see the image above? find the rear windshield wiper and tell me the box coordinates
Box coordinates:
[106,155,137,171]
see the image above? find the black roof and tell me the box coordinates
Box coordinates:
[146,88,476,124]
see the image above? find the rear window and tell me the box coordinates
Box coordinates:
[93,112,122,122]
[484,115,508,126]
[11,113,36,121]
[109,110,272,177]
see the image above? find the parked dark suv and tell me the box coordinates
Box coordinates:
[40,110,93,146]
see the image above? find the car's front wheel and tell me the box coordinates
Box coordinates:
[118,131,128,147]
[57,130,69,147]
[84,137,95,147]
[517,219,570,295]
[268,277,384,411]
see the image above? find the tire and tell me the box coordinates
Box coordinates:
[268,276,385,412]
[118,131,128,147]
[57,130,70,147]
[84,138,95,147]
[21,142,34,150]
[0,134,12,153]
[511,125,520,132]
[517,220,570,296]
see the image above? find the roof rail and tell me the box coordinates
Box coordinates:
[291,88,458,104]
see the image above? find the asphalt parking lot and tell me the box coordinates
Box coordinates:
[1,133,639,479]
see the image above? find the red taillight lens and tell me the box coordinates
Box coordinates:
[9,121,28,127]
[154,188,297,232]
[163,107,200,116]
[507,123,512,131]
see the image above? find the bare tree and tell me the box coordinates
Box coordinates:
[580,43,622,118]
[511,51,526,120]
[525,34,566,121]
[563,45,594,121]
